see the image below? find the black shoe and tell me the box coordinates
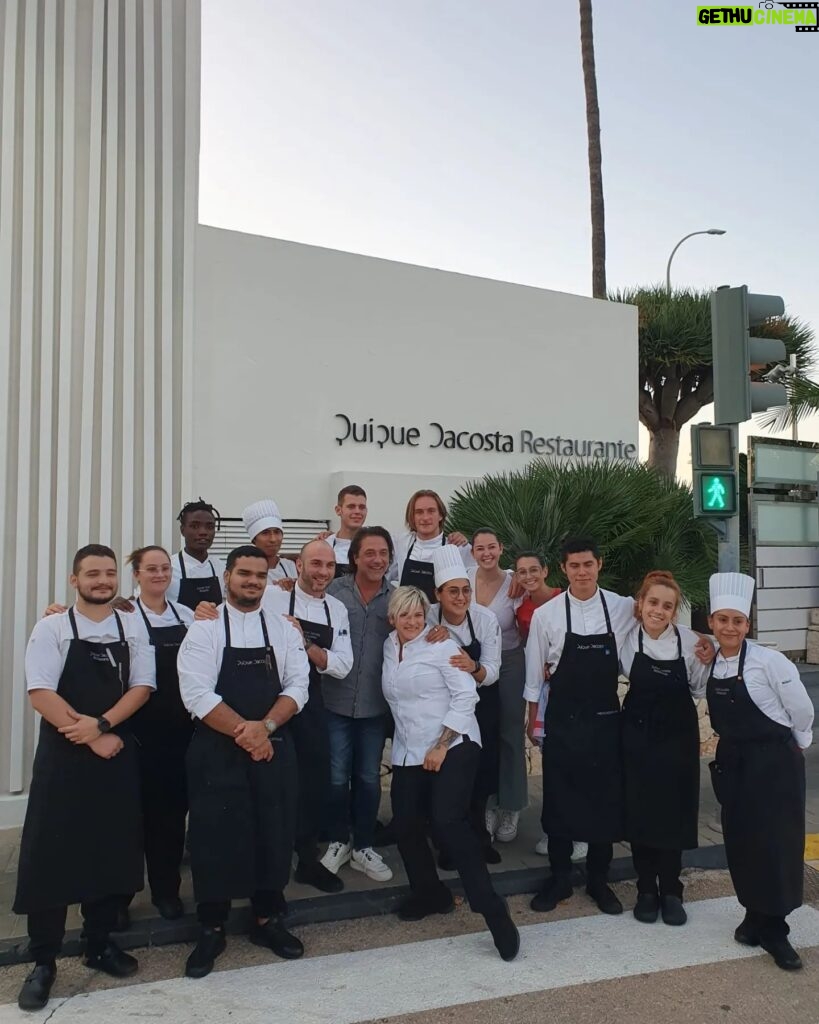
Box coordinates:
[250,917,304,960]
[396,893,455,921]
[633,892,659,924]
[18,964,56,1011]
[586,881,623,916]
[185,927,226,979]
[438,850,456,871]
[759,935,803,971]
[294,859,344,893]
[486,905,520,962]
[114,905,131,932]
[530,875,573,913]
[84,941,138,978]
[660,895,687,926]
[734,919,760,947]
[484,846,502,865]
[153,895,185,921]
[373,819,397,848]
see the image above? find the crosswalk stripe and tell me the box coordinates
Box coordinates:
[3,897,819,1024]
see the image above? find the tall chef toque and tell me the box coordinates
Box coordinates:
[432,545,468,589]
[709,572,755,618]
[243,499,283,541]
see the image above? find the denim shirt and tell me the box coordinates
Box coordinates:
[325,574,391,718]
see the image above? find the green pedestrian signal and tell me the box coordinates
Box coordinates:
[699,472,736,516]
[691,424,739,520]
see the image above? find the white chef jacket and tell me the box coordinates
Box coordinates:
[619,622,710,698]
[267,558,297,583]
[426,603,502,687]
[166,549,226,604]
[327,534,352,569]
[467,567,522,651]
[710,641,814,749]
[177,603,310,721]
[128,598,195,645]
[390,533,475,584]
[262,583,354,679]
[523,587,635,703]
[382,626,481,765]
[25,608,156,691]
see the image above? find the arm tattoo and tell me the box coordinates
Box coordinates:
[434,727,460,750]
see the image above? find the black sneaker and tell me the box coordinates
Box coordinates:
[17,964,56,1011]
[185,927,227,979]
[586,880,623,916]
[660,895,687,926]
[84,941,138,978]
[294,859,345,893]
[153,895,185,921]
[759,935,803,971]
[484,846,502,865]
[734,914,759,947]
[396,892,455,921]
[249,917,304,960]
[633,892,660,923]
[530,875,573,913]
[438,850,456,872]
[485,904,520,962]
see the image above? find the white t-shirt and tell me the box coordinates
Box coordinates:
[467,567,522,651]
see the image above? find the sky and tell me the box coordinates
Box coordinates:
[198,0,819,475]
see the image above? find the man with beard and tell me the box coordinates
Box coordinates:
[178,546,309,979]
[14,546,156,1012]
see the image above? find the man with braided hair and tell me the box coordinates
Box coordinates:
[169,498,227,611]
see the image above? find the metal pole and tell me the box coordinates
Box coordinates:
[666,229,726,294]
[717,423,741,573]
[790,354,798,442]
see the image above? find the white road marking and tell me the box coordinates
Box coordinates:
[3,897,819,1023]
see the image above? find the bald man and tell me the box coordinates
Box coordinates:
[262,541,354,894]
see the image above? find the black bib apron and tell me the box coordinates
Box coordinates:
[187,608,296,903]
[400,535,446,604]
[541,592,623,843]
[332,538,355,579]
[287,588,334,860]
[622,628,699,850]
[707,641,805,917]
[176,552,222,611]
[14,611,144,914]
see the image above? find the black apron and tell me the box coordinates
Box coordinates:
[541,591,623,843]
[440,608,498,798]
[176,552,222,611]
[622,628,699,850]
[131,599,191,737]
[14,611,144,914]
[287,588,334,857]
[187,608,296,903]
[399,535,446,604]
[707,641,805,916]
[332,537,355,579]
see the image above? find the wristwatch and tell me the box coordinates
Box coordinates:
[303,638,314,651]
[471,660,482,676]
[97,716,112,734]
[264,718,278,736]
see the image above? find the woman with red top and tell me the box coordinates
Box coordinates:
[514,552,562,643]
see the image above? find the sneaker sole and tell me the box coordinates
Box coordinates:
[349,858,393,883]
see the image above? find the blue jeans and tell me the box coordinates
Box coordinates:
[325,711,387,851]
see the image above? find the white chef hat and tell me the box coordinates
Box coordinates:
[433,545,468,589]
[243,499,283,541]
[709,572,755,617]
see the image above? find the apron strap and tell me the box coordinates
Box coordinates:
[167,600,185,626]
[638,627,644,654]
[68,606,80,640]
[465,609,478,647]
[258,611,276,680]
[598,589,613,634]
[564,592,572,633]
[136,598,154,642]
[708,638,748,683]
[113,610,126,643]
[178,551,187,579]
[406,536,416,560]
[289,586,331,626]
[207,560,217,578]
[675,625,682,660]
[223,604,232,648]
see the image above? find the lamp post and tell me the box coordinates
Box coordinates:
[665,229,726,294]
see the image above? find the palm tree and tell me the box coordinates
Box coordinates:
[580,0,606,299]
[448,460,716,606]
[611,286,816,478]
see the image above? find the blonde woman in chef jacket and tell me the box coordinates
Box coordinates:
[706,572,814,971]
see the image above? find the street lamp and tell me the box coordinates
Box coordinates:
[665,229,726,294]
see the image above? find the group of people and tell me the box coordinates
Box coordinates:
[11,485,815,1012]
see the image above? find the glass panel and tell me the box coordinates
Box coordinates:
[757,502,819,545]
[753,444,819,485]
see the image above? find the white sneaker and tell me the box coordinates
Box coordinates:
[571,841,588,862]
[485,806,500,839]
[350,847,393,882]
[495,810,519,843]
[321,840,352,875]
[534,834,549,856]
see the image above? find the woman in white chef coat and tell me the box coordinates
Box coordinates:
[429,545,502,865]
[468,529,527,845]
[619,570,710,927]
[393,489,472,603]
[706,572,814,971]
[382,585,519,962]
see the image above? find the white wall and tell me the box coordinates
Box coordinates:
[194,226,638,535]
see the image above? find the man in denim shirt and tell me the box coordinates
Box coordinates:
[321,527,395,882]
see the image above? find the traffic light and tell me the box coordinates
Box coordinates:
[691,424,738,518]
[711,285,788,425]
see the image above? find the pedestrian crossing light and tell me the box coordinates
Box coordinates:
[711,285,788,425]
[691,424,738,519]
[699,472,736,515]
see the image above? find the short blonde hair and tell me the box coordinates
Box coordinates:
[388,585,430,623]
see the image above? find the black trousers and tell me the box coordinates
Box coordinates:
[631,845,683,898]
[27,894,121,963]
[197,889,286,927]
[391,739,505,918]
[549,835,612,881]
[741,909,789,939]
[289,695,330,865]
[138,731,190,899]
